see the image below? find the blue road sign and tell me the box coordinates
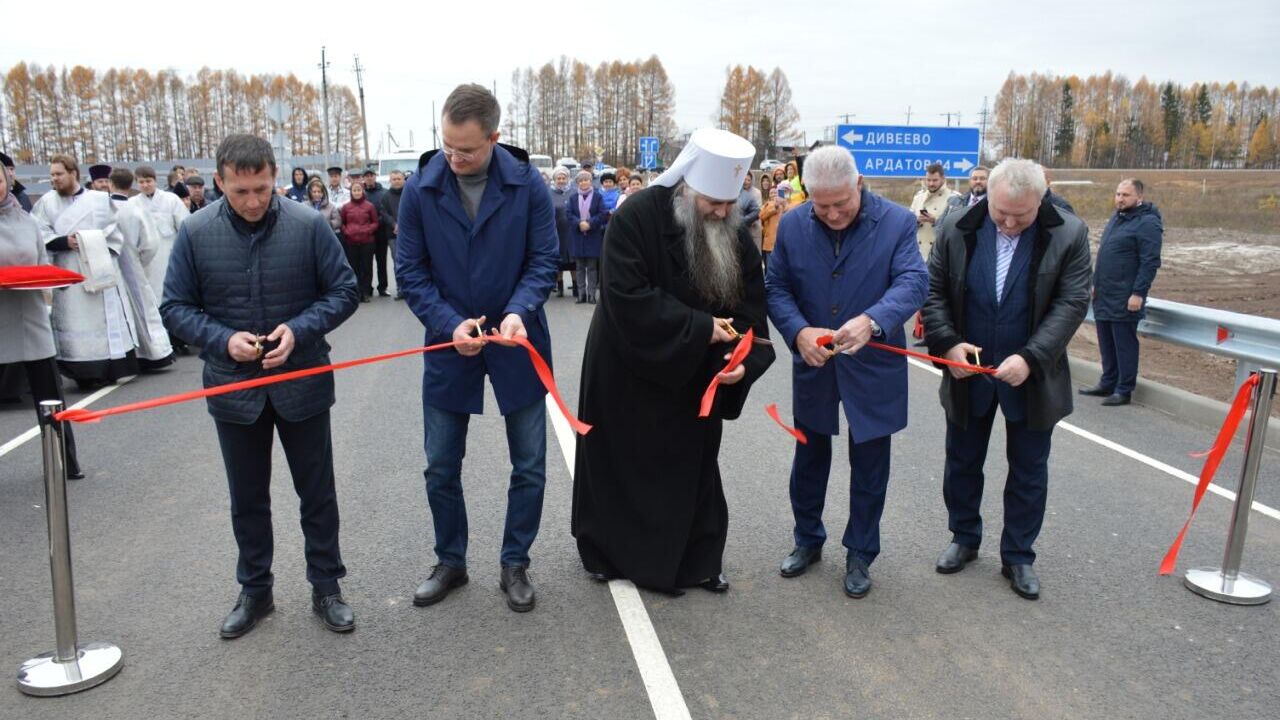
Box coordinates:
[836,124,979,178]
[638,136,660,169]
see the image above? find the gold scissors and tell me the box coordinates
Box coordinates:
[718,318,773,346]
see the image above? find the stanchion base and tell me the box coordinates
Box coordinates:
[1184,567,1273,605]
[17,641,123,697]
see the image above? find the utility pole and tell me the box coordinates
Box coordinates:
[431,101,439,149]
[352,54,370,164]
[838,112,857,125]
[905,106,913,125]
[318,47,331,168]
[977,96,991,163]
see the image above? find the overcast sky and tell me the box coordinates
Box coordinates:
[5,0,1279,157]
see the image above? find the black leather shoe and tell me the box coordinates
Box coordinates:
[378,290,390,297]
[413,564,468,607]
[219,591,274,639]
[935,543,979,574]
[1002,564,1040,600]
[844,556,872,599]
[500,565,536,612]
[1101,393,1131,406]
[312,590,355,633]
[587,571,616,583]
[699,573,729,592]
[66,466,85,480]
[575,297,586,304]
[1078,384,1113,397]
[780,545,822,578]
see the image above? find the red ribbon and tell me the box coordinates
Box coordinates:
[814,335,997,375]
[0,264,86,289]
[56,334,592,435]
[1158,373,1259,576]
[765,403,808,444]
[698,328,755,418]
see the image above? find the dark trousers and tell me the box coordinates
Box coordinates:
[23,358,80,475]
[943,397,1053,565]
[214,402,345,596]
[1095,319,1140,396]
[374,234,390,293]
[422,400,546,568]
[788,420,892,565]
[346,241,375,299]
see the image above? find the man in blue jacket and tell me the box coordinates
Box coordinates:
[765,145,929,599]
[395,84,559,613]
[161,134,359,638]
[1079,178,1162,406]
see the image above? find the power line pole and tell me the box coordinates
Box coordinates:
[431,101,439,149]
[838,112,857,124]
[938,111,961,127]
[977,96,991,162]
[318,47,331,168]
[905,106,913,125]
[352,54,370,164]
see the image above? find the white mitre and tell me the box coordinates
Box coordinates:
[652,128,756,202]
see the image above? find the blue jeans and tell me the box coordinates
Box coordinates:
[423,399,547,568]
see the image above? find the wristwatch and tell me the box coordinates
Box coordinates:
[868,317,883,337]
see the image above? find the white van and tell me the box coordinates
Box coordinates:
[376,150,421,185]
[528,154,554,174]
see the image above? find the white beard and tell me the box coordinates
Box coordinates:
[673,188,744,308]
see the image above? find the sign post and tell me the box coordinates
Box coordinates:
[836,125,979,179]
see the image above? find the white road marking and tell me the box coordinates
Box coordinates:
[545,396,692,720]
[905,358,1280,521]
[0,379,131,459]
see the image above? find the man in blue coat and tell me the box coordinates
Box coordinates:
[395,84,559,613]
[1079,178,1162,407]
[765,146,929,599]
[161,134,360,638]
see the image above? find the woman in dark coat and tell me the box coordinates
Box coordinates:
[549,166,576,298]
[565,169,607,304]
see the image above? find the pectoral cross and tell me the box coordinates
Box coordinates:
[734,164,743,177]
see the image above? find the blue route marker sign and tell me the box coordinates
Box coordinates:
[836,124,979,178]
[638,136,660,170]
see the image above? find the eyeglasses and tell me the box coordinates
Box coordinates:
[440,142,490,163]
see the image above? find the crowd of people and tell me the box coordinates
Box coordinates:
[0,81,1165,639]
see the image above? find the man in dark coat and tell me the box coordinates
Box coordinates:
[1080,178,1161,406]
[573,128,775,594]
[396,84,559,613]
[362,170,391,296]
[376,170,405,298]
[161,134,359,638]
[923,158,1091,601]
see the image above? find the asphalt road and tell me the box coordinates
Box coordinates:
[2,283,1278,719]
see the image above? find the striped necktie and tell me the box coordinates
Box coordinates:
[995,231,1018,304]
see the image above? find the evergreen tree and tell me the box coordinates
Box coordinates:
[1053,81,1076,163]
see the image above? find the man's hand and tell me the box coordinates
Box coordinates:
[832,314,873,355]
[710,317,736,345]
[944,342,983,380]
[918,209,935,225]
[795,326,835,368]
[498,313,527,342]
[260,324,296,370]
[994,354,1031,387]
[1127,294,1144,312]
[67,233,80,251]
[578,220,590,233]
[718,352,746,386]
[452,315,487,357]
[227,331,261,363]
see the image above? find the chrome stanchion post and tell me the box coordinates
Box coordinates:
[17,400,123,696]
[1184,369,1277,605]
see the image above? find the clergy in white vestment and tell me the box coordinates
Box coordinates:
[128,164,188,293]
[108,166,175,370]
[30,154,141,388]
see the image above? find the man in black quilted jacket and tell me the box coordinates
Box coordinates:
[161,134,360,639]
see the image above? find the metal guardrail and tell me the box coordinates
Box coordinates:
[1088,298,1280,388]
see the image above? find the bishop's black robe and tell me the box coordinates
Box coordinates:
[571,184,775,592]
